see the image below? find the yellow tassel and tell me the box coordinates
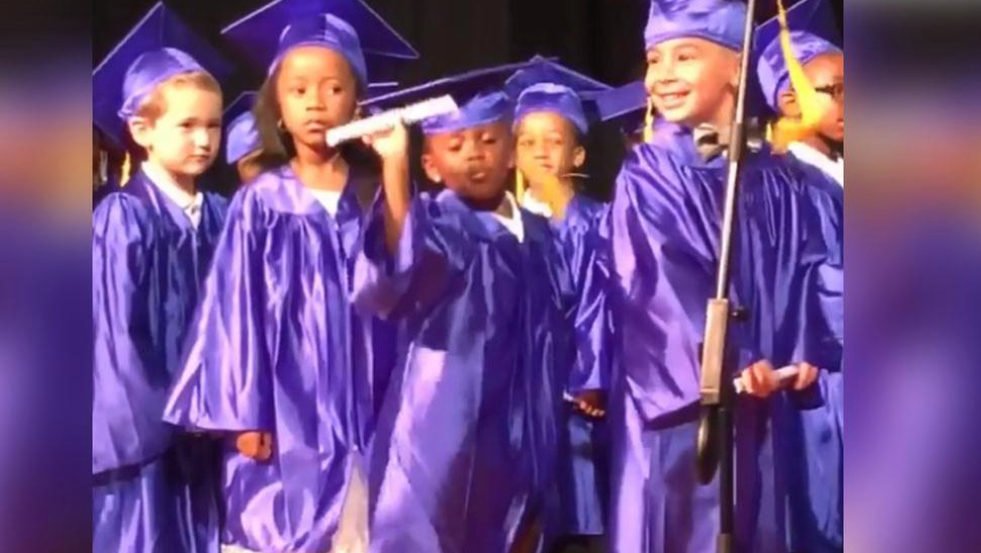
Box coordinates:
[538,173,570,221]
[515,169,526,204]
[770,0,825,154]
[121,152,132,186]
[643,96,655,143]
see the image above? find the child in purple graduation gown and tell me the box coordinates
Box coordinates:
[506,59,613,549]
[604,1,841,553]
[163,13,403,553]
[223,92,263,186]
[756,4,845,549]
[92,4,233,551]
[351,69,575,553]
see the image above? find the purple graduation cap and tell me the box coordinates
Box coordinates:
[505,55,612,135]
[221,0,418,84]
[92,2,234,149]
[223,92,259,165]
[587,80,684,144]
[755,0,843,110]
[588,80,649,136]
[644,0,747,52]
[361,60,537,135]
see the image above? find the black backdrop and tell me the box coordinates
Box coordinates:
[94,0,843,198]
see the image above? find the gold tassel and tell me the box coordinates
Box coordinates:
[121,152,132,186]
[541,173,566,219]
[643,96,655,143]
[770,0,825,154]
[98,150,108,186]
[515,169,526,204]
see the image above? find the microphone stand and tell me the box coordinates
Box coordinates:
[695,0,759,552]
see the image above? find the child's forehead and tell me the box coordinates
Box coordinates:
[804,51,844,73]
[430,121,512,141]
[277,47,355,79]
[516,111,574,134]
[649,37,726,54]
[152,78,221,115]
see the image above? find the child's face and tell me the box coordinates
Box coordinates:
[130,84,222,177]
[645,38,739,127]
[276,46,358,151]
[515,112,584,186]
[803,52,844,143]
[422,121,514,203]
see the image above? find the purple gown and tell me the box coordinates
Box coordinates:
[163,165,397,553]
[92,170,227,553]
[552,195,611,538]
[783,154,844,552]
[604,126,841,553]
[352,189,574,553]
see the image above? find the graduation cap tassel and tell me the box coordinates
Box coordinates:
[644,96,655,143]
[98,150,109,187]
[540,173,567,220]
[770,0,824,153]
[121,152,132,186]
[515,169,526,204]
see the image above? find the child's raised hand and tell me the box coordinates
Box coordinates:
[792,361,819,391]
[362,117,409,162]
[236,431,273,461]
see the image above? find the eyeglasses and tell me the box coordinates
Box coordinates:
[814,82,845,101]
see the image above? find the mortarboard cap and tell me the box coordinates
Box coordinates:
[362,61,536,136]
[588,81,686,144]
[222,0,418,85]
[505,55,611,135]
[644,0,747,52]
[93,2,233,149]
[223,92,260,164]
[588,80,649,135]
[755,0,843,109]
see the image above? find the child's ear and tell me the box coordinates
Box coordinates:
[778,90,801,118]
[572,145,586,169]
[127,117,154,149]
[729,53,742,89]
[421,153,442,183]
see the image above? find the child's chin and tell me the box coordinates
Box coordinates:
[177,164,209,177]
[456,181,505,202]
[658,108,692,125]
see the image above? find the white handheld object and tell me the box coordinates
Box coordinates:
[733,364,799,394]
[325,95,459,147]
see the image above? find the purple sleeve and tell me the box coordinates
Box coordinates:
[163,192,275,433]
[352,194,467,321]
[567,224,612,394]
[92,195,171,473]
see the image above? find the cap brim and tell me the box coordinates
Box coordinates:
[221,0,418,76]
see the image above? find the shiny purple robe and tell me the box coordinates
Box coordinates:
[783,154,844,552]
[163,165,397,553]
[92,170,227,553]
[604,127,841,553]
[353,189,574,553]
[552,195,611,537]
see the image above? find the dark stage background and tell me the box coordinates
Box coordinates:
[94,0,843,199]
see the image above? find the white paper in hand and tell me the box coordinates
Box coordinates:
[325,95,458,147]
[733,364,799,394]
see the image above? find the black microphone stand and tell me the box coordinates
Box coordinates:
[695,1,760,552]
